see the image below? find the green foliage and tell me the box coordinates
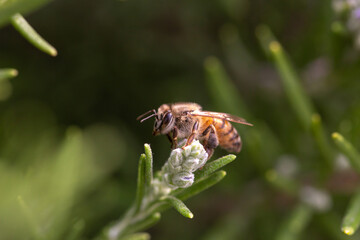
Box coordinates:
[0,0,51,27]
[173,170,227,201]
[257,25,336,178]
[106,142,235,239]
[275,204,313,240]
[256,25,314,130]
[204,55,281,171]
[2,0,360,239]
[11,13,57,56]
[194,154,236,180]
[0,68,18,80]
[311,114,334,173]
[161,196,193,219]
[265,169,299,196]
[120,233,150,240]
[0,0,56,60]
[332,132,360,173]
[342,190,360,236]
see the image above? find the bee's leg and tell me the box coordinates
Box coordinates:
[205,148,214,160]
[167,127,179,149]
[202,125,218,159]
[182,120,199,149]
[172,126,178,149]
[166,133,173,146]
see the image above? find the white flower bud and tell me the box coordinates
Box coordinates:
[162,140,208,189]
[300,186,332,212]
[172,172,195,188]
[151,178,172,196]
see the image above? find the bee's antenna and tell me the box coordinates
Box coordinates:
[136,109,157,122]
[139,113,157,123]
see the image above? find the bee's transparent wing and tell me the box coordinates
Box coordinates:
[190,111,253,126]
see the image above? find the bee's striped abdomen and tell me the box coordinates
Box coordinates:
[213,118,242,153]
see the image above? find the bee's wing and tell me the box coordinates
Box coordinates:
[190,111,253,126]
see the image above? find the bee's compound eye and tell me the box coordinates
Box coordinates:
[163,112,172,125]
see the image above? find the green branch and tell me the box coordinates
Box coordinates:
[105,141,235,240]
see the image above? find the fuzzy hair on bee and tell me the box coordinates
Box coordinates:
[137,102,253,159]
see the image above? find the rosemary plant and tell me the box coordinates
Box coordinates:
[11,13,57,56]
[104,140,236,240]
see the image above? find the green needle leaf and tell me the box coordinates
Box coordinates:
[341,190,360,236]
[332,132,360,173]
[144,144,153,188]
[195,154,236,181]
[120,232,150,240]
[203,55,281,171]
[161,196,194,219]
[268,41,314,129]
[135,154,146,214]
[17,195,44,240]
[331,21,347,35]
[318,212,350,240]
[173,170,227,201]
[256,25,274,57]
[204,56,249,117]
[275,203,313,240]
[67,219,85,240]
[0,0,51,27]
[256,25,314,130]
[265,169,299,196]
[11,13,57,56]
[0,68,18,80]
[311,114,334,174]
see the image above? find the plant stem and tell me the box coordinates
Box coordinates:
[106,144,233,240]
[121,213,161,237]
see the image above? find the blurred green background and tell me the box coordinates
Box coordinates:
[1,0,360,239]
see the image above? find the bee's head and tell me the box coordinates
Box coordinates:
[136,104,175,136]
[152,110,175,136]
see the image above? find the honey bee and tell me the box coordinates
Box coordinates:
[137,102,253,159]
